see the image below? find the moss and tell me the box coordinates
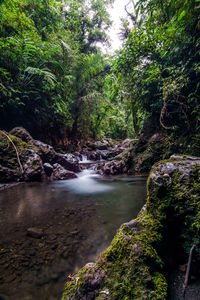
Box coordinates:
[63,208,166,299]
[0,131,30,167]
[0,130,43,182]
[62,155,200,300]
[9,126,33,143]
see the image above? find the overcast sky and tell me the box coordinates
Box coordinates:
[104,0,131,53]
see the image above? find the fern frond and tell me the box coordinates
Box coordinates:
[23,66,56,87]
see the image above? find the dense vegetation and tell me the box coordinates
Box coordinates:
[0,0,199,147]
[112,0,200,151]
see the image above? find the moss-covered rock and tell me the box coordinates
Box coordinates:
[0,130,43,182]
[128,133,168,175]
[9,126,33,143]
[62,155,200,300]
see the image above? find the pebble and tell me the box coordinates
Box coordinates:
[27,227,43,239]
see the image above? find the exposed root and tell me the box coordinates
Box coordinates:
[1,130,24,174]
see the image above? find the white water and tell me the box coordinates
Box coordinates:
[79,155,94,164]
[55,169,113,194]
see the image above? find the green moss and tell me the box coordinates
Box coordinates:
[152,273,168,299]
[0,131,30,167]
[63,208,166,299]
[0,130,42,182]
[9,126,33,143]
[62,156,200,300]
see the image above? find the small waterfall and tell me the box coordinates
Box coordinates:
[99,154,103,161]
[80,154,94,164]
[81,154,88,162]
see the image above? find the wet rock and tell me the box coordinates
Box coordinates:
[43,163,54,177]
[51,271,60,281]
[27,227,43,239]
[99,160,126,175]
[96,150,113,160]
[23,150,44,181]
[54,154,81,173]
[87,151,100,161]
[61,251,69,259]
[52,163,77,180]
[33,139,56,163]
[62,153,79,164]
[73,152,82,160]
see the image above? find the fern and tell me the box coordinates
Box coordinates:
[23,66,57,87]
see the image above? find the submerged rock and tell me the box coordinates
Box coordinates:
[27,227,43,239]
[62,155,200,300]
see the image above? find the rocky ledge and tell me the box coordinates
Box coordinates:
[62,155,200,300]
[0,127,80,183]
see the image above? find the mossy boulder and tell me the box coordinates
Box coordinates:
[62,155,200,300]
[9,127,33,143]
[128,133,167,175]
[0,130,43,182]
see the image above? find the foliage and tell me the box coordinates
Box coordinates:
[0,0,199,142]
[111,0,200,137]
[0,0,127,140]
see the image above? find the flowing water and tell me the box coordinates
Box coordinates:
[0,168,146,300]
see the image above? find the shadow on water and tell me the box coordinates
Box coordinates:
[0,170,146,300]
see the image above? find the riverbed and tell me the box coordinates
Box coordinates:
[0,170,146,300]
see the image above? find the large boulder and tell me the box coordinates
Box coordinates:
[124,132,168,175]
[54,154,81,173]
[62,155,200,300]
[99,160,127,175]
[0,130,43,182]
[32,139,56,163]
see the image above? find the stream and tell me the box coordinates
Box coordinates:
[0,159,146,300]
